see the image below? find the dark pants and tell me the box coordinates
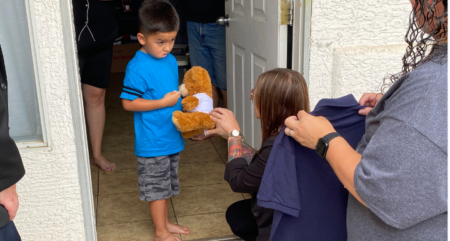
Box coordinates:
[226,199,258,241]
[0,222,20,241]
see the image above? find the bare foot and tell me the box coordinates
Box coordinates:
[154,231,182,241]
[166,222,191,234]
[190,133,208,141]
[91,155,116,172]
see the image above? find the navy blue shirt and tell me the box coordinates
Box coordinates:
[257,94,366,241]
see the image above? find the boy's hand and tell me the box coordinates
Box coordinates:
[162,90,181,107]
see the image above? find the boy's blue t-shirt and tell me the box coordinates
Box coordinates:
[120,50,184,157]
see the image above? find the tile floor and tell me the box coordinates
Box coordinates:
[91,73,246,241]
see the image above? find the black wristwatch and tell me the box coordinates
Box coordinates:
[316,132,341,158]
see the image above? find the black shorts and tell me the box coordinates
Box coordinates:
[78,45,113,89]
[74,0,117,89]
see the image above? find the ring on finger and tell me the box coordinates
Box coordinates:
[288,129,292,136]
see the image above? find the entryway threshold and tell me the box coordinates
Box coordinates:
[190,236,243,241]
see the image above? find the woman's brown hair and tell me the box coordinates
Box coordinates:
[253,68,310,151]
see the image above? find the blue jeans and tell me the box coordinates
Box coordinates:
[0,222,21,241]
[187,21,227,90]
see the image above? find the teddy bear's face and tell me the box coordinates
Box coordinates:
[182,66,213,98]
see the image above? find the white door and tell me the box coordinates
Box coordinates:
[224,0,287,149]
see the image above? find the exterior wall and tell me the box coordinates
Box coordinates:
[14,0,85,240]
[307,1,411,107]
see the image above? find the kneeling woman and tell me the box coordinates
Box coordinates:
[206,69,310,241]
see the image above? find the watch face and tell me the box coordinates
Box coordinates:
[316,138,327,158]
[232,130,239,136]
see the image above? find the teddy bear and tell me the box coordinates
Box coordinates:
[172,66,216,138]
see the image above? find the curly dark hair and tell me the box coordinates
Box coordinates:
[383,0,447,91]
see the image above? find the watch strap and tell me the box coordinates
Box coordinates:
[227,130,240,138]
[322,132,341,143]
[227,135,244,142]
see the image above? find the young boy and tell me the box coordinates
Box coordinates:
[120,1,189,240]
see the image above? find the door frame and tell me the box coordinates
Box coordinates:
[59,0,97,240]
[63,0,312,240]
[292,0,312,83]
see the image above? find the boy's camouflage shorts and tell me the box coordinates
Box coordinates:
[137,153,180,201]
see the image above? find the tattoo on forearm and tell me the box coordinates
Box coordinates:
[241,142,257,164]
[228,137,256,164]
[228,137,242,162]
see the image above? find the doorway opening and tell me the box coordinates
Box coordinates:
[70,0,311,240]
[75,0,241,240]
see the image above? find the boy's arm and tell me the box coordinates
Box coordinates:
[122,90,181,112]
[122,98,166,112]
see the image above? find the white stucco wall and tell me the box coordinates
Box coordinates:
[307,1,412,107]
[14,0,85,240]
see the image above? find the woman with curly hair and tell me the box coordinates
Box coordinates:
[285,0,447,240]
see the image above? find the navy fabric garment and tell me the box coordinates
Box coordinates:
[257,94,366,241]
[0,222,21,241]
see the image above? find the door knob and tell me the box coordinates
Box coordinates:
[216,14,229,27]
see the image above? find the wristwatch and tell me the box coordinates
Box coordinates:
[316,132,341,158]
[227,130,241,139]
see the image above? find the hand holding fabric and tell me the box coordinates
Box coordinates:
[358,93,382,116]
[284,110,336,149]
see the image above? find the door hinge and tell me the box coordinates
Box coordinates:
[280,0,293,26]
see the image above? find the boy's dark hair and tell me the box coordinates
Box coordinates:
[139,0,179,35]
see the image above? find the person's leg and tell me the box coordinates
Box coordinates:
[226,200,259,241]
[80,46,115,171]
[211,86,220,108]
[0,222,21,241]
[165,153,190,234]
[187,21,214,68]
[150,199,181,241]
[139,156,181,241]
[165,199,190,234]
[221,89,228,109]
[187,21,216,100]
[203,24,227,108]
[82,84,116,171]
